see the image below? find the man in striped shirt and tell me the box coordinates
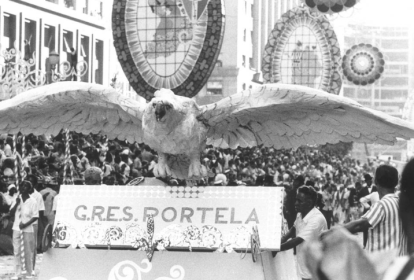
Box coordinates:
[342,165,407,255]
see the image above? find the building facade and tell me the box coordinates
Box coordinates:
[195,0,301,105]
[341,24,414,118]
[0,0,128,100]
[332,23,414,162]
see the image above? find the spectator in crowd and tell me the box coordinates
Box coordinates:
[321,184,334,229]
[304,159,414,280]
[341,165,406,255]
[26,175,45,272]
[84,167,103,185]
[10,180,38,279]
[279,186,327,280]
[358,173,378,247]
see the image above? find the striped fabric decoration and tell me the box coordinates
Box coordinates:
[363,193,407,256]
[18,198,26,272]
[63,129,73,184]
[20,135,27,181]
[12,135,19,187]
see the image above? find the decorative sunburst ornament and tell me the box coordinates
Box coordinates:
[301,0,360,15]
[342,43,385,86]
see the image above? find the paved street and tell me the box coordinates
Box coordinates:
[0,255,42,280]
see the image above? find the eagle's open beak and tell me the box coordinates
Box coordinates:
[155,103,167,122]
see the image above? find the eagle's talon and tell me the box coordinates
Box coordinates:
[153,163,172,178]
[188,159,202,179]
[153,153,172,178]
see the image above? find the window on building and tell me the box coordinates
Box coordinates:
[386,64,408,75]
[343,87,355,98]
[243,29,246,42]
[80,35,90,82]
[375,90,380,99]
[64,0,76,9]
[89,0,103,19]
[43,25,56,79]
[381,77,409,87]
[63,30,74,60]
[251,4,254,17]
[249,57,254,70]
[385,52,408,62]
[3,13,17,51]
[44,25,56,53]
[357,88,371,99]
[94,39,104,84]
[78,0,89,14]
[382,39,408,49]
[207,81,223,95]
[24,19,37,64]
[242,55,246,67]
[46,0,59,4]
[242,83,246,90]
[216,60,223,67]
[381,90,408,101]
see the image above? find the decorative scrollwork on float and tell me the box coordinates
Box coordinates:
[51,60,88,82]
[108,259,186,280]
[0,42,46,98]
[108,259,153,280]
[0,42,88,99]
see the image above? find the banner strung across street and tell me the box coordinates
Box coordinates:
[53,185,284,251]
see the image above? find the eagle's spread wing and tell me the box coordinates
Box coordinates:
[0,82,146,142]
[199,84,414,149]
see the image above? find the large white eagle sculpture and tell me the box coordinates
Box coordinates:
[1,82,414,179]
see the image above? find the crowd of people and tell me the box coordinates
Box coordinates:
[0,130,403,279]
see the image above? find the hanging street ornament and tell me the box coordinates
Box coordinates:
[262,7,342,94]
[342,43,385,86]
[301,0,360,15]
[112,0,225,101]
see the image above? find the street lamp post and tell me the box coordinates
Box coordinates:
[47,50,60,84]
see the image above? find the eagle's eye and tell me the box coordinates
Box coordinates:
[152,103,156,108]
[165,104,171,110]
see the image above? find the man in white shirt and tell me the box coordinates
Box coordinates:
[9,181,38,279]
[278,186,328,280]
[27,175,45,272]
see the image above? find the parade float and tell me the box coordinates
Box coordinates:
[1,0,414,279]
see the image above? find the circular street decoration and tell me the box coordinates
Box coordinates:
[342,43,385,86]
[112,0,225,101]
[262,7,342,94]
[301,0,360,15]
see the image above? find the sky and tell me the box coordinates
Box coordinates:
[327,0,414,27]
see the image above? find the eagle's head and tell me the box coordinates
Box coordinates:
[152,100,173,122]
[145,88,200,129]
[148,88,182,125]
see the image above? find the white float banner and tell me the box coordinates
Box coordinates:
[53,185,284,251]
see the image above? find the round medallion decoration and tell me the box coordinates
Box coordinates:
[262,7,342,94]
[342,43,385,86]
[112,0,225,101]
[301,0,360,15]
